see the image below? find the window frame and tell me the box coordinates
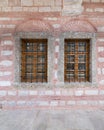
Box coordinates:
[21,39,48,83]
[64,39,90,82]
[58,32,97,87]
[14,32,54,88]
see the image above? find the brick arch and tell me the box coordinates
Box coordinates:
[61,20,97,32]
[15,20,51,33]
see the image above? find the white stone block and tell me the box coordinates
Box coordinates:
[98,38,104,42]
[50,101,58,106]
[6,25,15,28]
[77,100,87,105]
[86,8,93,12]
[0,91,7,96]
[97,27,104,32]
[7,101,16,106]
[0,0,8,6]
[29,90,38,95]
[38,101,49,106]
[98,58,104,62]
[55,58,58,64]
[99,80,104,85]
[55,38,60,42]
[60,101,65,106]
[1,51,13,56]
[0,72,3,76]
[0,24,15,28]
[91,0,101,2]
[21,0,33,6]
[12,7,22,12]
[1,34,12,37]
[99,101,104,105]
[45,90,54,95]
[98,47,104,52]
[4,72,12,76]
[99,90,104,95]
[85,90,98,95]
[0,17,10,20]
[52,24,61,28]
[18,91,28,96]
[67,101,76,105]
[17,101,26,105]
[0,60,12,67]
[1,40,13,45]
[0,81,11,86]
[8,91,16,96]
[45,17,57,21]
[88,101,98,105]
[38,91,45,96]
[55,46,59,52]
[55,90,61,95]
[75,90,83,96]
[54,71,58,79]
[95,8,104,12]
[102,68,104,75]
[0,71,11,76]
[98,68,101,75]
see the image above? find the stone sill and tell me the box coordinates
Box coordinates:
[14,82,98,89]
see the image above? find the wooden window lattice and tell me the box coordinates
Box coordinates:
[64,39,90,82]
[21,39,47,83]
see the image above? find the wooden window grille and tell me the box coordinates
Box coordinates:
[21,39,47,83]
[64,39,90,82]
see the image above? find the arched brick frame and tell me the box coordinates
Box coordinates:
[15,20,51,33]
[61,19,97,33]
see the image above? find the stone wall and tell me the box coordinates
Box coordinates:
[0,0,104,12]
[0,1,104,110]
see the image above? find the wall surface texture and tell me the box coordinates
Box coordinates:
[0,0,104,110]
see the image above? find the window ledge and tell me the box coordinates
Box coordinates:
[14,82,98,89]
